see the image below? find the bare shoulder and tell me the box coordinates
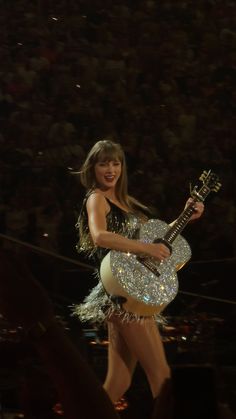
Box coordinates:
[86,191,109,213]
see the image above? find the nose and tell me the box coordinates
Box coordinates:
[107,162,115,171]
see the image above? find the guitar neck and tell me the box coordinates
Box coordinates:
[164,202,196,244]
[163,179,215,245]
[161,171,221,246]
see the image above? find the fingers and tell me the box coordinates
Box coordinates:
[187,198,204,211]
[159,244,170,259]
[149,243,170,261]
[192,202,204,220]
[194,202,204,213]
[186,198,204,220]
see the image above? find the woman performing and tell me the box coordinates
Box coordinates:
[72,139,204,411]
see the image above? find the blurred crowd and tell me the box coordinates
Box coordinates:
[0,0,235,261]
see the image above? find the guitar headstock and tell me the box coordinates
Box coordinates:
[199,170,222,192]
[191,170,221,201]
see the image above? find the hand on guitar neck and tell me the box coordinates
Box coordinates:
[185,198,205,222]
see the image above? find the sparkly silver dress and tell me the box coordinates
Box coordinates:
[72,196,149,324]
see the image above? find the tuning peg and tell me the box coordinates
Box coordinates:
[199,172,205,181]
[199,170,211,182]
[213,182,222,192]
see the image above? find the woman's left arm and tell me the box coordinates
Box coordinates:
[169,198,204,227]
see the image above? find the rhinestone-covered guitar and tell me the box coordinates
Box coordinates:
[100,171,221,316]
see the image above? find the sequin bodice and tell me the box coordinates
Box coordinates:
[76,196,142,266]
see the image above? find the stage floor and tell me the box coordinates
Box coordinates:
[0,306,235,419]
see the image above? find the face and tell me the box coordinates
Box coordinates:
[94,159,122,191]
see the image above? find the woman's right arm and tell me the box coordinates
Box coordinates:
[86,193,170,261]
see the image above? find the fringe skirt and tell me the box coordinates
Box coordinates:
[71,280,166,326]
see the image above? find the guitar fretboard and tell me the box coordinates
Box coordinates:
[164,184,211,245]
[164,204,195,244]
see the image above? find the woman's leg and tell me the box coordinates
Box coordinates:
[109,316,171,398]
[103,319,137,403]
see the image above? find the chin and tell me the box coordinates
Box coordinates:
[103,181,117,188]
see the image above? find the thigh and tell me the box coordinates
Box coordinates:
[112,316,169,373]
[107,319,137,377]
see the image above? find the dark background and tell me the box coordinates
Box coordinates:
[0,0,235,264]
[0,1,236,417]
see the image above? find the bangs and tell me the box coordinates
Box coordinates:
[94,142,123,163]
[81,139,128,197]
